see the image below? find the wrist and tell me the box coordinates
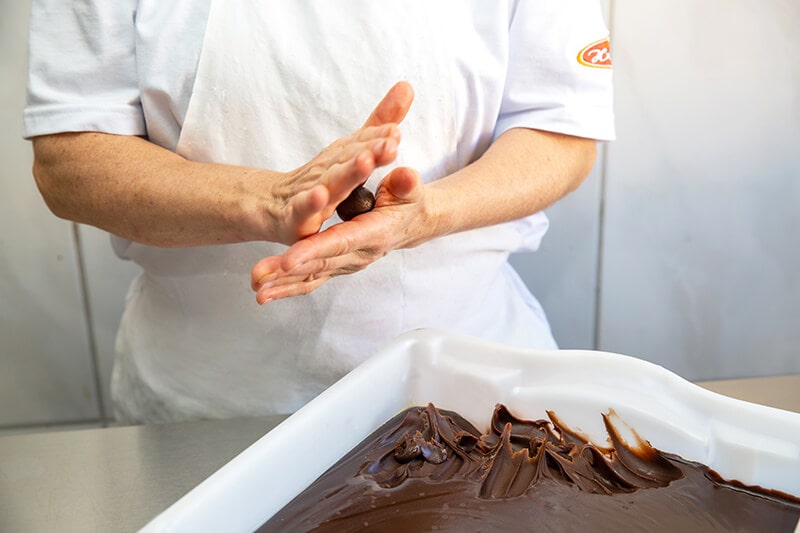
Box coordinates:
[421,182,455,241]
[396,183,450,250]
[232,166,287,243]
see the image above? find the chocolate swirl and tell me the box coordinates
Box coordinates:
[360,404,683,499]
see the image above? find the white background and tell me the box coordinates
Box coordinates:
[2,0,798,432]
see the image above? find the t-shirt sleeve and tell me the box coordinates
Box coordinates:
[495,0,616,142]
[23,0,145,139]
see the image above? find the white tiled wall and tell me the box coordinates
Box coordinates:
[2,0,799,431]
[515,0,800,381]
[0,2,100,427]
[599,1,800,380]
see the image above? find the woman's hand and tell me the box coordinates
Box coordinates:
[268,123,400,244]
[30,81,415,249]
[251,127,598,304]
[251,166,430,303]
[266,80,415,245]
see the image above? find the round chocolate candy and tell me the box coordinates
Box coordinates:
[336,186,375,221]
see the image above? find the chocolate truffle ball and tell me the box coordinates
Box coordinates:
[336,186,375,221]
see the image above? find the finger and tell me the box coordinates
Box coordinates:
[362,81,415,128]
[256,275,330,304]
[257,271,316,290]
[323,141,400,205]
[354,123,401,144]
[331,137,384,166]
[257,247,377,303]
[316,135,397,189]
[330,124,399,157]
[278,184,331,242]
[280,221,362,271]
[283,251,371,280]
[291,184,329,220]
[332,131,399,169]
[321,152,376,207]
[256,271,322,301]
[317,123,399,169]
[351,135,398,168]
[251,255,286,291]
[253,251,356,292]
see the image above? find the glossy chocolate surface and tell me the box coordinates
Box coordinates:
[260,404,800,532]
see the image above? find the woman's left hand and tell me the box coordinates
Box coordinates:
[251,126,599,304]
[251,166,430,304]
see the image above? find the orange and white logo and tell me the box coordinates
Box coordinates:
[577,37,612,69]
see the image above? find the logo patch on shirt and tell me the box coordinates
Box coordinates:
[577,37,612,68]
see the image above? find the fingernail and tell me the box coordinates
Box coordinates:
[257,291,273,305]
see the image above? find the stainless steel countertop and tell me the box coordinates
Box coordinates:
[0,414,287,532]
[1,376,797,532]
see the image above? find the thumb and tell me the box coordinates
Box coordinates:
[362,81,415,128]
[382,166,422,202]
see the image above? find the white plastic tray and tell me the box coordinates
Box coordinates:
[142,329,800,532]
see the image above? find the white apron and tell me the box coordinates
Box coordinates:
[112,0,557,424]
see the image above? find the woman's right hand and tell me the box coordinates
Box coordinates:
[268,81,415,244]
[30,82,414,249]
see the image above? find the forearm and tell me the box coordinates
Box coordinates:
[32,122,400,248]
[32,132,275,247]
[422,128,597,243]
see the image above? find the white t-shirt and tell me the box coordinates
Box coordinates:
[24,0,615,166]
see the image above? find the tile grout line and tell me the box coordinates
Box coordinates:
[71,222,109,424]
[593,145,608,351]
[593,0,616,351]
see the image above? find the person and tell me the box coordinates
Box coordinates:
[24,1,615,424]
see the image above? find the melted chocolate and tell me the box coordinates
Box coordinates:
[260,404,800,532]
